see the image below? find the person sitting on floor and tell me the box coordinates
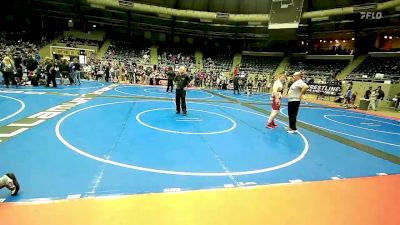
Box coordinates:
[0,173,20,196]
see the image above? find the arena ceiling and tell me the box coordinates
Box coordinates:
[131,0,389,13]
[2,0,400,41]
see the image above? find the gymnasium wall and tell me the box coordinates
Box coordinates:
[54,42,99,52]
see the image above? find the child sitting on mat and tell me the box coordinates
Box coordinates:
[0,173,20,196]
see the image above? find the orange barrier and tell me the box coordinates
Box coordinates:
[1,175,399,225]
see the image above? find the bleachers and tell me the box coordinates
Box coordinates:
[347,56,400,81]
[158,47,195,71]
[287,58,349,82]
[240,56,281,74]
[104,40,150,65]
[203,53,233,72]
[58,36,101,48]
[0,31,53,58]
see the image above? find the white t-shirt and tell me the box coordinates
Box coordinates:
[288,79,307,102]
[272,80,283,99]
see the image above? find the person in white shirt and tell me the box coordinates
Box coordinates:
[266,73,286,129]
[286,72,309,134]
[368,89,378,111]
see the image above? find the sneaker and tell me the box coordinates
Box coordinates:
[183,111,187,116]
[272,121,278,128]
[6,173,19,196]
[176,111,180,114]
[266,123,276,129]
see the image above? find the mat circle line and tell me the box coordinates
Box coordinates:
[5,81,105,91]
[55,101,309,176]
[115,86,214,100]
[136,108,236,135]
[0,95,25,122]
[280,107,400,147]
[323,114,400,135]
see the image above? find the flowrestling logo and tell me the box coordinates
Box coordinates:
[360,12,383,20]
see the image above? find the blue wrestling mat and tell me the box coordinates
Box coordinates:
[0,83,399,202]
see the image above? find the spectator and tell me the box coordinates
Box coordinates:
[45,58,57,88]
[343,87,352,107]
[0,172,20,196]
[166,66,175,92]
[364,87,372,99]
[59,59,70,85]
[72,58,81,85]
[13,53,23,85]
[1,56,15,88]
[368,89,378,111]
[377,86,385,108]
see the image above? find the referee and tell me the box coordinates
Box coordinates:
[174,66,192,116]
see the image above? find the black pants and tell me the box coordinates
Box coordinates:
[2,72,12,87]
[16,68,23,80]
[233,83,239,94]
[167,80,174,92]
[175,89,187,113]
[67,72,74,84]
[288,101,300,130]
[29,75,39,86]
[47,73,57,87]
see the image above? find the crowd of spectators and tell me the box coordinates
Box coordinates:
[105,40,150,66]
[0,31,50,61]
[158,48,195,72]
[0,31,57,87]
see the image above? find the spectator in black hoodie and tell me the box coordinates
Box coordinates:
[26,55,39,86]
[166,66,175,92]
[13,53,23,85]
[364,87,372,99]
[45,58,57,88]
[60,59,70,85]
[377,86,385,108]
